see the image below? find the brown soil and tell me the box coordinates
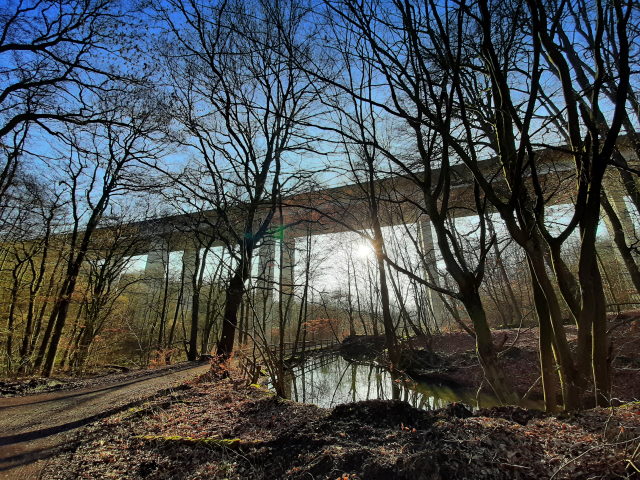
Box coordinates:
[407,318,640,404]
[42,375,640,479]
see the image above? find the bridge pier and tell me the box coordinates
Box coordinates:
[257,235,276,341]
[603,174,640,302]
[280,236,296,342]
[144,238,170,342]
[181,246,201,309]
[417,220,446,328]
[604,177,638,247]
[281,237,295,296]
[144,238,170,282]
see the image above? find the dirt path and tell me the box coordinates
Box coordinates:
[0,363,210,479]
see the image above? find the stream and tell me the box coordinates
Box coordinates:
[279,353,502,410]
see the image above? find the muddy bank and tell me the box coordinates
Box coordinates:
[43,374,640,480]
[339,335,386,361]
[393,320,640,403]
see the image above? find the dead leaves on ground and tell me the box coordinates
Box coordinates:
[43,380,640,480]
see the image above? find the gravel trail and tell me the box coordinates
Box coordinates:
[0,363,209,479]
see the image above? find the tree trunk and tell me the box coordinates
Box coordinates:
[461,289,517,405]
[601,192,640,293]
[41,277,79,376]
[527,251,581,409]
[216,245,252,359]
[528,259,559,412]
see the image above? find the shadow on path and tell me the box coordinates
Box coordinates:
[0,363,209,478]
[0,361,199,410]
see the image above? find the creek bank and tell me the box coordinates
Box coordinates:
[44,373,640,480]
[340,321,640,404]
[337,335,464,387]
[338,334,385,361]
[396,348,464,387]
[338,335,525,398]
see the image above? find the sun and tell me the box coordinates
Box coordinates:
[354,242,374,259]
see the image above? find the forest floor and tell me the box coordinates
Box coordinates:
[41,372,640,480]
[5,316,640,479]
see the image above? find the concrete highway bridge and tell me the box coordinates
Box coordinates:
[90,139,639,320]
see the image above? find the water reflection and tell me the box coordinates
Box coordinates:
[280,354,500,410]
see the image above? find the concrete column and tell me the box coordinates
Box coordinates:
[182,247,199,278]
[145,237,170,284]
[604,178,637,245]
[182,247,200,308]
[144,238,170,329]
[417,220,446,326]
[279,236,296,338]
[603,174,640,301]
[257,235,276,336]
[280,237,296,296]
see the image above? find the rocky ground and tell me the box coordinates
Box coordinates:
[42,373,640,480]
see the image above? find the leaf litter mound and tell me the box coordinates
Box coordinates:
[43,375,640,480]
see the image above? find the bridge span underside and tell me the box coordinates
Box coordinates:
[101,145,639,335]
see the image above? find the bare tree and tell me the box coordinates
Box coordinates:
[302,0,517,403]
[156,0,323,359]
[34,91,166,376]
[0,0,144,200]
[350,0,633,409]
[0,172,63,374]
[65,216,149,373]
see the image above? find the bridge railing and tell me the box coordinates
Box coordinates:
[235,338,340,357]
[233,338,341,383]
